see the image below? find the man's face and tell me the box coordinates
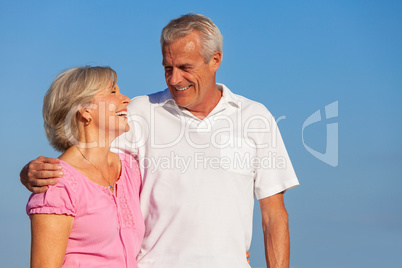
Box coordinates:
[162,31,221,116]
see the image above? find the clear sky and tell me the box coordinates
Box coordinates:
[1,0,401,267]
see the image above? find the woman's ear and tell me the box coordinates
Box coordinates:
[78,104,92,123]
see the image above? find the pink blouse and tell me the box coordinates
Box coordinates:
[26,153,145,268]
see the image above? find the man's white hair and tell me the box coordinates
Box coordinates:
[160,13,223,63]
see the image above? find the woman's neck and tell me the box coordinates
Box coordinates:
[60,126,116,167]
[74,146,111,165]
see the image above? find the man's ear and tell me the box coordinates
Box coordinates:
[209,51,222,72]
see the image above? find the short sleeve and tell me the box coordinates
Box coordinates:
[250,107,299,200]
[26,166,77,217]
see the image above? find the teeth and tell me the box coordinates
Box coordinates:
[115,111,127,116]
[176,85,190,91]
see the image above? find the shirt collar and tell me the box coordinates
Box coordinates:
[217,83,240,108]
[158,89,175,106]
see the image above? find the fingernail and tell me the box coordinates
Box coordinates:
[57,165,63,169]
[58,172,63,176]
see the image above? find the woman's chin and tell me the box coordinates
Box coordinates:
[106,125,130,141]
[118,123,130,135]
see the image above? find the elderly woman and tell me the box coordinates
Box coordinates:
[26,66,144,267]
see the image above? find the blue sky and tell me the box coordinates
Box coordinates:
[1,0,401,267]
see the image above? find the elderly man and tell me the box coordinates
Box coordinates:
[21,14,299,267]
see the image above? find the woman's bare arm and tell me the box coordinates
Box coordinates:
[30,214,74,268]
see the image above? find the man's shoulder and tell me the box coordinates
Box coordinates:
[233,92,263,106]
[127,89,170,113]
[129,89,169,105]
[223,85,273,117]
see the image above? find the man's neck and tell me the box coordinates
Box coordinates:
[185,86,223,120]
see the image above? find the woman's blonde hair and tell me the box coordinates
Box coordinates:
[43,66,117,152]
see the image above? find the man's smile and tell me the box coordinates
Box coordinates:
[176,85,191,91]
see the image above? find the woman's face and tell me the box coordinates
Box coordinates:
[89,83,131,138]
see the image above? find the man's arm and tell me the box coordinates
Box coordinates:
[20,156,62,193]
[259,191,290,268]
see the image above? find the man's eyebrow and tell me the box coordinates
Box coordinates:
[162,62,193,68]
[179,64,193,68]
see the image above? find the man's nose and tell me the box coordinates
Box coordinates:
[169,68,182,86]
